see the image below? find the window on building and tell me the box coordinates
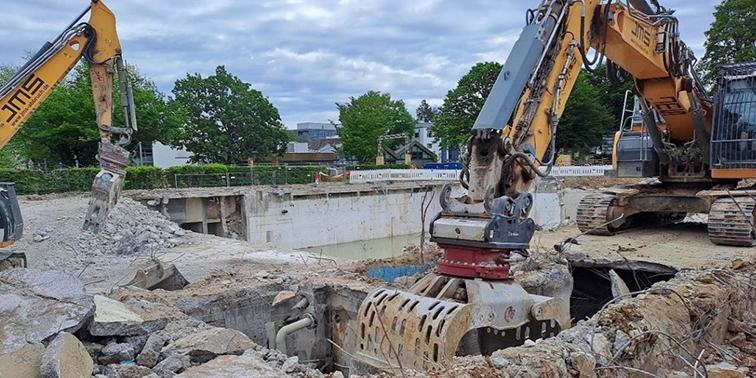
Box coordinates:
[427,130,433,138]
[414,131,420,138]
[427,143,433,149]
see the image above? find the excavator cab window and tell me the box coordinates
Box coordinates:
[711,61,756,168]
[0,190,12,242]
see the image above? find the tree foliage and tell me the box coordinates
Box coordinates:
[8,62,181,167]
[431,62,502,151]
[700,0,756,85]
[336,91,415,163]
[416,100,436,122]
[170,66,290,165]
[556,70,615,152]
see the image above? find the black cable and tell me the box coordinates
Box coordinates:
[526,9,536,25]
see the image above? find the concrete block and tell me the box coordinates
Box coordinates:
[272,290,295,306]
[90,296,165,336]
[40,332,94,378]
[174,351,288,378]
[162,328,256,363]
[152,355,183,378]
[0,343,44,378]
[98,342,135,365]
[137,333,167,368]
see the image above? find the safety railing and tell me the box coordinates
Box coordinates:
[349,166,614,183]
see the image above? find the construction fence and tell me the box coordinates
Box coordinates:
[348,165,614,184]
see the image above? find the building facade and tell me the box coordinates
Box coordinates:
[296,122,338,141]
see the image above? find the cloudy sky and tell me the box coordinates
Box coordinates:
[1,0,721,129]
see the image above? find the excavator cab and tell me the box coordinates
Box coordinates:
[710,61,756,170]
[0,183,25,270]
[613,92,665,178]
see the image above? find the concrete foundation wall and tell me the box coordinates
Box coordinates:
[246,185,448,249]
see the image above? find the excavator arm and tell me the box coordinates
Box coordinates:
[355,0,716,372]
[0,0,136,234]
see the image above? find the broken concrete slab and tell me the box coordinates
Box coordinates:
[90,295,144,336]
[609,269,631,299]
[0,269,94,355]
[89,295,166,337]
[40,332,94,378]
[98,342,135,365]
[0,343,44,378]
[174,350,290,378]
[162,327,256,364]
[708,362,748,378]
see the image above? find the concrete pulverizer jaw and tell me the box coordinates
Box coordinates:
[82,142,130,233]
[353,274,570,373]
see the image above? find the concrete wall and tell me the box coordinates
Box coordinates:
[529,176,563,230]
[561,189,590,222]
[245,181,572,250]
[246,185,448,249]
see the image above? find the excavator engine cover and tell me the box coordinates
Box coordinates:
[353,273,569,372]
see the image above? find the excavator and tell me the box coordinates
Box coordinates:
[0,0,135,269]
[355,0,756,372]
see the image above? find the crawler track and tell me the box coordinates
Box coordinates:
[709,197,756,247]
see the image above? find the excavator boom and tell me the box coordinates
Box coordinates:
[0,0,136,236]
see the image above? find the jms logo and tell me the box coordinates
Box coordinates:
[631,21,652,47]
[2,74,45,124]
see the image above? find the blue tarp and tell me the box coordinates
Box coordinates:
[367,264,436,283]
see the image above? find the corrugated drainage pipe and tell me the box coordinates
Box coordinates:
[275,313,317,354]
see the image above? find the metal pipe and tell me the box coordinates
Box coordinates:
[275,313,316,354]
[291,297,309,311]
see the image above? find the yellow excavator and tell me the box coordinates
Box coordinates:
[0,0,135,269]
[355,0,756,372]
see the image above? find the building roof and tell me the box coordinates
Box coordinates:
[394,140,437,160]
[307,138,342,152]
[415,122,433,129]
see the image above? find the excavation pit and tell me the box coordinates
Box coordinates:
[569,261,678,323]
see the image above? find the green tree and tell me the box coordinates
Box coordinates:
[336,91,415,163]
[170,66,291,164]
[416,100,436,122]
[12,63,180,167]
[556,70,615,152]
[583,65,634,129]
[431,62,502,151]
[700,0,756,85]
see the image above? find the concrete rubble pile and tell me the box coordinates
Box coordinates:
[25,197,186,267]
[0,268,322,378]
[73,198,187,257]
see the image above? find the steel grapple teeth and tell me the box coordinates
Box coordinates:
[353,274,569,372]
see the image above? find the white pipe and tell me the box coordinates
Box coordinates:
[275,314,315,354]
